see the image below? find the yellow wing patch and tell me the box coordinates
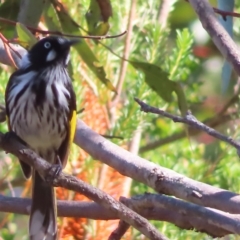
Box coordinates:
[69,110,77,144]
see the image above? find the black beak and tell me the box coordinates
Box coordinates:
[68,39,80,46]
[61,39,79,50]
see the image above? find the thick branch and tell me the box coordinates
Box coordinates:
[121,193,240,236]
[0,193,238,238]
[1,101,240,229]
[74,119,240,214]
[0,132,167,240]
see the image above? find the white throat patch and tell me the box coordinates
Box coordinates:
[64,53,70,66]
[46,50,57,62]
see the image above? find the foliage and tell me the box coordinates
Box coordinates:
[0,0,240,239]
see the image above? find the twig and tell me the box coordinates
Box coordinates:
[108,220,130,240]
[0,34,19,68]
[213,7,240,19]
[185,0,240,19]
[217,90,239,116]
[140,89,239,152]
[0,131,167,240]
[134,98,240,154]
[110,0,136,107]
[0,176,25,191]
[0,17,127,40]
[108,1,138,234]
[140,111,237,152]
[0,39,26,67]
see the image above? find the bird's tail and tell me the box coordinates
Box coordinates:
[29,171,57,240]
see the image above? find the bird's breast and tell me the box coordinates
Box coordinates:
[8,79,70,157]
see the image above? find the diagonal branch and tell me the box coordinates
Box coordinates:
[134,98,240,153]
[1,102,240,221]
[140,90,240,152]
[0,132,167,240]
[188,0,240,77]
[74,119,240,214]
[140,111,237,152]
[108,220,130,240]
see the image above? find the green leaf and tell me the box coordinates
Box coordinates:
[172,81,188,116]
[0,228,15,240]
[85,0,112,35]
[52,1,116,92]
[0,0,20,38]
[130,60,188,115]
[74,42,116,93]
[51,1,80,34]
[43,1,62,31]
[16,22,37,49]
[0,0,19,19]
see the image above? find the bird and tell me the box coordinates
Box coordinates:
[5,36,78,239]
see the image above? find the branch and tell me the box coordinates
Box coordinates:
[1,96,240,236]
[135,98,240,153]
[74,119,240,214]
[0,17,127,40]
[121,193,240,236]
[0,193,239,238]
[0,132,167,240]
[213,7,240,19]
[140,90,240,152]
[188,0,240,77]
[108,220,130,240]
[109,124,143,237]
[110,0,136,107]
[186,0,240,19]
[1,103,240,237]
[140,111,237,152]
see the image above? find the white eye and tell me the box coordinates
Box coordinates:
[44,42,51,49]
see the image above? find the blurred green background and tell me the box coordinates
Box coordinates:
[0,0,240,239]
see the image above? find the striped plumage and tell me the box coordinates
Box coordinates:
[5,36,77,240]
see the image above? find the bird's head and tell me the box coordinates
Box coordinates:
[21,36,79,70]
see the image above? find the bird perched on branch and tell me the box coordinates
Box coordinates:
[5,36,78,240]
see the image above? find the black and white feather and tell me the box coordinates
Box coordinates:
[5,36,77,240]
